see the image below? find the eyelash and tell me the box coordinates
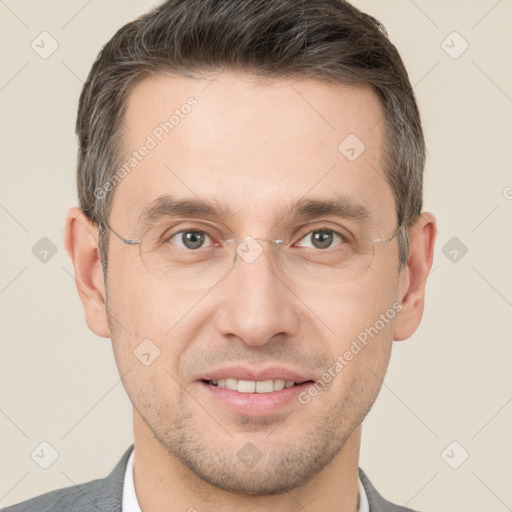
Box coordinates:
[165,226,349,250]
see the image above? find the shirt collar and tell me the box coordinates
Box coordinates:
[122,449,369,512]
[122,448,141,512]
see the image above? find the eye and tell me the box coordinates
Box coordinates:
[295,229,345,250]
[168,230,214,250]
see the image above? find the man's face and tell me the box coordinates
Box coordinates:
[105,71,402,494]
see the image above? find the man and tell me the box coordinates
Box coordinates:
[3,0,436,510]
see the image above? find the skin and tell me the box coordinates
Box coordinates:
[64,71,436,512]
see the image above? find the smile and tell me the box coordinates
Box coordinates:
[207,378,298,393]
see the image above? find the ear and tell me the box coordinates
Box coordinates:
[394,212,437,341]
[63,207,111,338]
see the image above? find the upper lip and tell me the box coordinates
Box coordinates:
[199,366,315,384]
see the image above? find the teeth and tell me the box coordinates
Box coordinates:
[210,378,298,393]
[238,380,256,393]
[225,378,238,390]
[273,379,285,391]
[255,380,273,393]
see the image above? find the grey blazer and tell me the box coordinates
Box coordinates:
[2,445,418,511]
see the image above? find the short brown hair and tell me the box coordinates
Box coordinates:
[76,0,425,275]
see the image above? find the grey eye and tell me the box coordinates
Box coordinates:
[170,230,211,250]
[296,230,343,250]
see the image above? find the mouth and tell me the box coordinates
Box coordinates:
[198,369,316,416]
[204,378,307,393]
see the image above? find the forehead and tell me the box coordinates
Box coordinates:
[111,71,395,231]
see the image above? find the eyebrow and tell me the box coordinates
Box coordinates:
[139,193,373,228]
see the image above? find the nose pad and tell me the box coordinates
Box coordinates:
[229,236,286,276]
[234,237,265,265]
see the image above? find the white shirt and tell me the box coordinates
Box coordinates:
[122,449,369,512]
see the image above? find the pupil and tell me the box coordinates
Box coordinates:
[312,231,333,249]
[182,231,204,249]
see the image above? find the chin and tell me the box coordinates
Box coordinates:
[164,422,348,495]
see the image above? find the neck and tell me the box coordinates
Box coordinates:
[132,409,361,512]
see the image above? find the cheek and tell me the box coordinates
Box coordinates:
[105,283,186,418]
[107,259,187,340]
[105,267,210,399]
[307,282,397,341]
[323,310,395,421]
[306,277,398,387]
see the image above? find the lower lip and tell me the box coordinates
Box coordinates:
[199,381,312,415]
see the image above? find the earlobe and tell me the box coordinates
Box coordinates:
[393,212,437,341]
[63,207,111,338]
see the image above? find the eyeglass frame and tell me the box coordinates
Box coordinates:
[100,218,405,249]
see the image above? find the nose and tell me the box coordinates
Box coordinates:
[213,241,300,347]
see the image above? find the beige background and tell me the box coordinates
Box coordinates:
[1,0,511,510]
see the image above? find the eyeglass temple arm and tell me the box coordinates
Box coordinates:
[100,221,141,246]
[372,224,403,244]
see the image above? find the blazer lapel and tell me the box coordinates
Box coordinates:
[358,467,420,512]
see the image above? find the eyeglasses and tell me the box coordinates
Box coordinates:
[102,217,402,291]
